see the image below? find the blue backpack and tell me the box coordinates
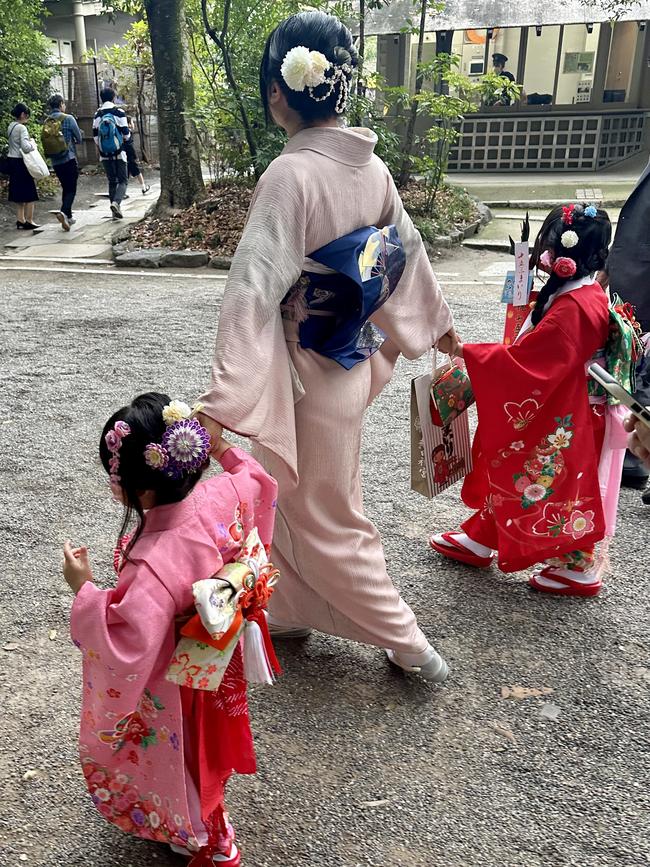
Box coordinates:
[98,112,124,157]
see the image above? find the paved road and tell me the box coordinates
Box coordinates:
[1,248,648,867]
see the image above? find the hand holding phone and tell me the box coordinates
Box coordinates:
[588,363,650,429]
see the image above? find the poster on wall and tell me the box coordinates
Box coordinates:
[563,51,595,74]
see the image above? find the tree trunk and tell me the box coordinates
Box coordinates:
[357,0,366,99]
[143,0,204,210]
[398,0,428,188]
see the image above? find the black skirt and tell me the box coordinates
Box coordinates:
[7,157,38,203]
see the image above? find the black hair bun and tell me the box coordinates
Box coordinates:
[333,45,357,70]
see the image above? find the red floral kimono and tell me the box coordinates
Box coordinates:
[460,280,611,572]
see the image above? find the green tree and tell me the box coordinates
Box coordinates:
[104,0,205,211]
[100,21,154,162]
[0,0,52,150]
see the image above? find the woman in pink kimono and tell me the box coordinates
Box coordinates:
[63,392,278,865]
[198,12,457,682]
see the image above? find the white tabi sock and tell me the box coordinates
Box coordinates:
[433,531,493,559]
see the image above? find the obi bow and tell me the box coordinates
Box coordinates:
[166,528,281,692]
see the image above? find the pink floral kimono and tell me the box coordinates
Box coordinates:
[70,448,277,860]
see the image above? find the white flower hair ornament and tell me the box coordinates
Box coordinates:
[560,230,579,249]
[281,45,352,114]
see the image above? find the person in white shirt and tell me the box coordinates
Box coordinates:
[6,103,40,230]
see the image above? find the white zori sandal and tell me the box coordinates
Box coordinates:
[385,644,449,683]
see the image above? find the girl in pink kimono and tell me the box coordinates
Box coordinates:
[63,392,278,865]
[198,11,458,683]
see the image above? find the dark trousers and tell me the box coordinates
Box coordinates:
[102,158,128,204]
[623,354,650,482]
[53,158,79,217]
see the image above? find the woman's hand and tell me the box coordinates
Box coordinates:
[625,414,650,467]
[63,541,94,595]
[437,327,462,358]
[197,412,223,457]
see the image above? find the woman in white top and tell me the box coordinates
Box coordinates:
[7,103,40,230]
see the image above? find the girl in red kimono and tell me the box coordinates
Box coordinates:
[63,392,279,865]
[430,204,630,597]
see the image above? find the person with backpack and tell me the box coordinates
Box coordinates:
[43,94,83,232]
[92,87,131,220]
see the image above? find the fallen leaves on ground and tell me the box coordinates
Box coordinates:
[129,181,253,257]
[500,685,554,700]
[361,798,393,808]
[48,629,57,640]
[3,642,18,651]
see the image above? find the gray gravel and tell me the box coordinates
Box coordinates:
[1,248,649,867]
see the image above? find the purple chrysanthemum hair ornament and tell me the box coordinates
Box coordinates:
[144,400,211,479]
[105,420,132,487]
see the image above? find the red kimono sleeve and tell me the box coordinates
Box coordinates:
[461,291,608,572]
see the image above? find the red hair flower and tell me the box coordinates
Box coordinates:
[561,205,575,225]
[553,257,577,279]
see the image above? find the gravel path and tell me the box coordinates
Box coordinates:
[1,248,648,867]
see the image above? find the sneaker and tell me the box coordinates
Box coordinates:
[142,184,151,195]
[123,194,130,199]
[16,221,27,230]
[55,211,70,231]
[110,202,123,220]
[69,217,77,225]
[386,645,449,683]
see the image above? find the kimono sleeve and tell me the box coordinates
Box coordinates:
[370,167,454,359]
[219,447,278,549]
[200,158,308,437]
[70,562,176,685]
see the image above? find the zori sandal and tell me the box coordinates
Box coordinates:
[429,532,494,568]
[529,567,602,597]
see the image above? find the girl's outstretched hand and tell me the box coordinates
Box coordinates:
[196,412,223,457]
[63,541,94,594]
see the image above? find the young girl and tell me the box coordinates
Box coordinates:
[63,393,278,864]
[430,204,638,597]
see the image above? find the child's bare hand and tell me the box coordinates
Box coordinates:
[196,412,223,456]
[63,541,94,594]
[437,327,462,358]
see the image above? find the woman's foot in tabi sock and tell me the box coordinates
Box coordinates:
[386,643,449,683]
[429,530,495,568]
[529,566,602,597]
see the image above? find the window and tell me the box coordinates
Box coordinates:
[523,25,561,105]
[555,24,601,105]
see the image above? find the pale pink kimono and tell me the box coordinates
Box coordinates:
[70,448,277,854]
[201,126,453,655]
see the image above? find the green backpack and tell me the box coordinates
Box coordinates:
[41,116,68,157]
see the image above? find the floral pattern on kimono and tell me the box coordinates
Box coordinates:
[461,282,610,572]
[71,448,277,847]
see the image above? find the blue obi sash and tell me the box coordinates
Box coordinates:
[281,225,406,370]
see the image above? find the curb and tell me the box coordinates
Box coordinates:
[484,198,627,209]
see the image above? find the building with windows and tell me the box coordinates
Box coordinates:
[44,1,135,65]
[362,0,650,171]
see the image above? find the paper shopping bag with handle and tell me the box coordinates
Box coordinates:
[411,355,473,498]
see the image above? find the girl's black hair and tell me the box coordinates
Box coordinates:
[99,392,207,560]
[11,103,30,119]
[529,204,611,327]
[260,11,358,124]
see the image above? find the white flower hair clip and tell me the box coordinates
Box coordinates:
[281,46,331,92]
[560,230,579,249]
[281,45,352,114]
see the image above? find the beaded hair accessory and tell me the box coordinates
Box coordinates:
[281,45,352,114]
[143,400,211,480]
[105,420,131,487]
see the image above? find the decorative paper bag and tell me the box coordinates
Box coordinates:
[410,356,473,498]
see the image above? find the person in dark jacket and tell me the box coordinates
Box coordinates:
[598,159,650,501]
